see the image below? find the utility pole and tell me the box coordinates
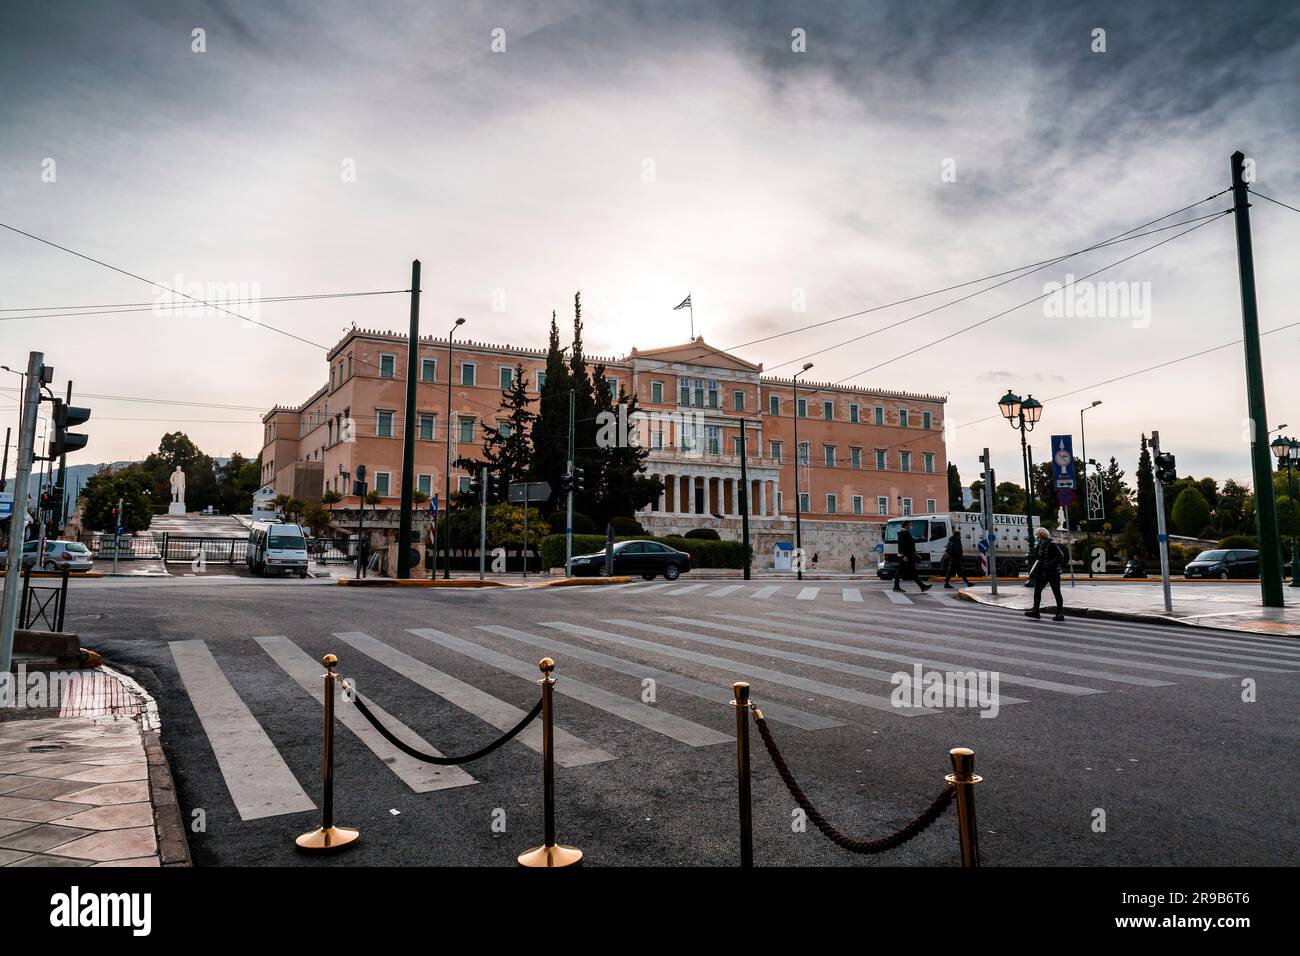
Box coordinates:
[738,418,751,580]
[1230,150,1284,607]
[398,260,421,579]
[112,496,123,576]
[1,426,10,490]
[479,465,487,581]
[354,464,367,580]
[565,388,574,578]
[2,353,43,677]
[1151,431,1173,614]
[980,448,998,597]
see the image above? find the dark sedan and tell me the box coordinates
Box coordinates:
[569,540,692,580]
[1184,549,1259,580]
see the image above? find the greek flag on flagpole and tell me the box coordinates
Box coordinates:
[673,294,691,310]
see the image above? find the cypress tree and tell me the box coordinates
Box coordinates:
[1136,434,1157,557]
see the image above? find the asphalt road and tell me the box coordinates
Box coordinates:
[65,575,1300,868]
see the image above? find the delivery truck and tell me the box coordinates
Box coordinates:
[877,512,1040,579]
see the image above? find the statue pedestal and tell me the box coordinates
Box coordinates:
[168,501,186,515]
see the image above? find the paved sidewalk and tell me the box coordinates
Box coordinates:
[0,667,189,867]
[960,581,1300,636]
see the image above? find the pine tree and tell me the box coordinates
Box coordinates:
[1136,434,1157,557]
[473,362,536,493]
[568,292,600,517]
[947,463,964,510]
[530,310,572,510]
[586,367,663,526]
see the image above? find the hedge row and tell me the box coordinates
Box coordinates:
[538,534,750,571]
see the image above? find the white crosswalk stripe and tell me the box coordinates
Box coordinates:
[169,640,315,820]
[708,584,746,597]
[751,585,780,599]
[885,589,915,605]
[842,588,863,603]
[257,635,476,793]
[797,587,819,600]
[337,631,611,768]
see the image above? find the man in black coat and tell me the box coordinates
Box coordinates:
[943,531,972,588]
[893,521,931,592]
[1025,526,1065,621]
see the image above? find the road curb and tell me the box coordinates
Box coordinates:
[955,588,1271,632]
[336,578,510,588]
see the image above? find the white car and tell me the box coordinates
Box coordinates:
[0,539,95,572]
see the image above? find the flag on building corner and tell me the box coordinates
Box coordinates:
[673,294,691,310]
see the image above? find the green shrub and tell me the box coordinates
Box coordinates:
[611,516,646,536]
[1217,534,1256,549]
[546,511,596,535]
[684,528,721,540]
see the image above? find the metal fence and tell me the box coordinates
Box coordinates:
[308,538,356,565]
[160,535,247,565]
[79,533,161,560]
[20,566,69,631]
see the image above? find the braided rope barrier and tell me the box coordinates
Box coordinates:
[351,693,543,765]
[752,710,954,854]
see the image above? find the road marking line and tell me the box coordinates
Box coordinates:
[885,590,915,605]
[541,622,936,717]
[751,586,780,599]
[257,636,477,792]
[168,640,315,820]
[672,583,709,595]
[478,625,842,731]
[842,588,863,603]
[412,628,729,746]
[627,582,673,594]
[709,585,746,597]
[796,587,819,601]
[337,632,611,768]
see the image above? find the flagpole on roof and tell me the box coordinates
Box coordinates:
[689,291,694,340]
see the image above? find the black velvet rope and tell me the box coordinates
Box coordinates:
[753,711,954,854]
[350,692,542,765]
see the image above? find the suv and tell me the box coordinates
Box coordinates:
[1183,549,1259,579]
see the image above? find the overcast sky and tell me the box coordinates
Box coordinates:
[2,0,1298,489]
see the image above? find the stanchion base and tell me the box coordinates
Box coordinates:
[516,843,584,868]
[295,825,360,852]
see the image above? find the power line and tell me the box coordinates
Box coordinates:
[1250,190,1300,215]
[0,289,409,321]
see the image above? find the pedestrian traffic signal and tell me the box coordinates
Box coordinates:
[1155,452,1177,484]
[47,399,92,459]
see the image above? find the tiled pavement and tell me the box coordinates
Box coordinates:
[0,670,187,867]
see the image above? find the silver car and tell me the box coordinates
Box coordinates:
[0,539,95,572]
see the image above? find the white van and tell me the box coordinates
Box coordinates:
[247,521,310,578]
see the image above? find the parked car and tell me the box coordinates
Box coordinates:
[0,539,94,572]
[1122,558,1147,579]
[1184,549,1259,580]
[569,540,692,580]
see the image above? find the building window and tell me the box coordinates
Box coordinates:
[902,497,913,516]
[651,424,664,450]
[706,425,721,455]
[458,476,472,494]
[826,494,837,514]
[376,410,394,438]
[498,418,513,439]
[347,353,353,377]
[500,366,514,390]
[799,492,810,513]
[461,362,477,387]
[849,403,860,423]
[924,452,935,474]
[923,411,932,430]
[374,472,391,496]
[823,400,834,420]
[537,370,547,389]
[926,498,937,514]
[733,390,745,411]
[900,409,910,428]
[419,414,436,441]
[421,358,437,383]
[875,405,884,425]
[652,381,664,404]
[797,442,809,465]
[776,491,784,513]
[417,474,432,497]
[770,441,782,462]
[797,398,807,418]
[458,416,476,444]
[900,451,912,472]
[824,445,836,467]
[850,447,862,469]
[852,495,864,515]
[877,496,889,516]
[769,394,780,416]
[680,380,691,406]
[379,354,396,379]
[875,449,887,470]
[707,380,719,409]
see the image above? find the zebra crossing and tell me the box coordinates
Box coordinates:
[569,579,965,605]
[164,598,1300,827]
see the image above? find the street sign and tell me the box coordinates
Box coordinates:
[430,494,438,517]
[508,481,552,504]
[0,493,11,519]
[1051,434,1076,490]
[874,542,884,553]
[1057,488,1075,508]
[977,538,989,554]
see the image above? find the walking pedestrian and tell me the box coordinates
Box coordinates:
[892,520,931,592]
[1024,526,1065,621]
[942,531,972,588]
[850,554,856,574]
[812,551,819,569]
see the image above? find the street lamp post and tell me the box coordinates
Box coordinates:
[444,317,466,579]
[1080,400,1102,577]
[792,363,813,581]
[998,391,1043,572]
[1271,435,1300,588]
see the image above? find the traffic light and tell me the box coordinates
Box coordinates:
[573,466,586,492]
[48,398,91,459]
[39,490,54,513]
[487,475,500,503]
[1155,452,1177,485]
[560,472,573,495]
[353,463,368,497]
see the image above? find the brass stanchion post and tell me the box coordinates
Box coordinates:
[518,658,583,867]
[945,747,982,868]
[296,654,360,852]
[731,681,754,867]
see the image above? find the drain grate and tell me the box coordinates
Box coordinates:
[26,744,63,753]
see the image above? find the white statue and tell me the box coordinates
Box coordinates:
[166,466,188,515]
